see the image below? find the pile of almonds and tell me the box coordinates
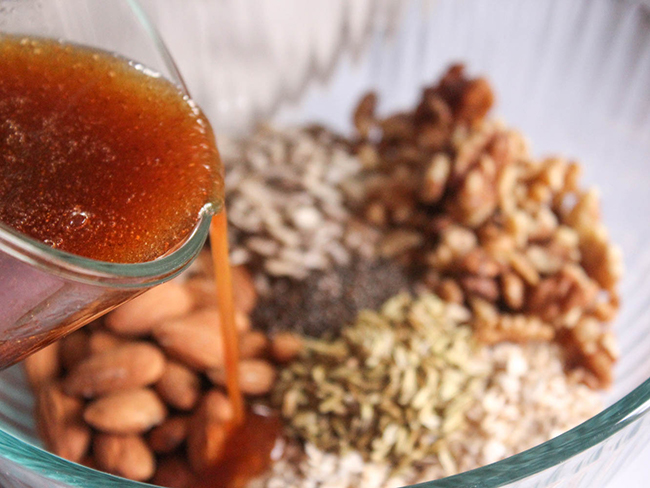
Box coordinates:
[24,254,302,486]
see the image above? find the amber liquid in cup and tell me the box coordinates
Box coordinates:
[0,36,223,263]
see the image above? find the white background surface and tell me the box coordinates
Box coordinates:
[614,454,648,486]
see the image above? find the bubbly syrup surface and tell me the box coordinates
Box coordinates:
[0,35,223,263]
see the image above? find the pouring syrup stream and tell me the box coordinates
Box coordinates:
[210,210,245,425]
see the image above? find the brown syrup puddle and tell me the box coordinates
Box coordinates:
[196,410,282,488]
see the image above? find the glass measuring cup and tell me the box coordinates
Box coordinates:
[0,0,212,367]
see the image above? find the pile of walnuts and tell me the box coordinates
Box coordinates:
[353,65,622,388]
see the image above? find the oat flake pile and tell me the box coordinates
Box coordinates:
[24,64,618,488]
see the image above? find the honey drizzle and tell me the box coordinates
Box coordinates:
[210,210,245,426]
[203,211,281,488]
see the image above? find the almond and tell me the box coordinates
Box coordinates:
[63,343,166,398]
[153,310,223,370]
[187,250,214,278]
[155,360,201,411]
[152,455,194,488]
[200,389,234,423]
[186,265,257,314]
[84,388,167,434]
[36,383,90,463]
[24,342,60,390]
[94,434,155,481]
[59,330,90,371]
[270,332,303,363]
[187,401,229,473]
[147,415,188,454]
[186,277,217,310]
[208,359,276,396]
[106,281,193,336]
[231,265,257,314]
[235,309,252,333]
[88,330,127,354]
[239,330,269,359]
[80,455,98,470]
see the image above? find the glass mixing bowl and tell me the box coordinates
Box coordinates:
[3,0,650,486]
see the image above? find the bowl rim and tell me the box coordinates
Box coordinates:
[2,376,649,487]
[413,378,650,487]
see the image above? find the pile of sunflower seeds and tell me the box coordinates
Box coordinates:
[271,293,489,472]
[220,124,376,281]
[255,296,602,488]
